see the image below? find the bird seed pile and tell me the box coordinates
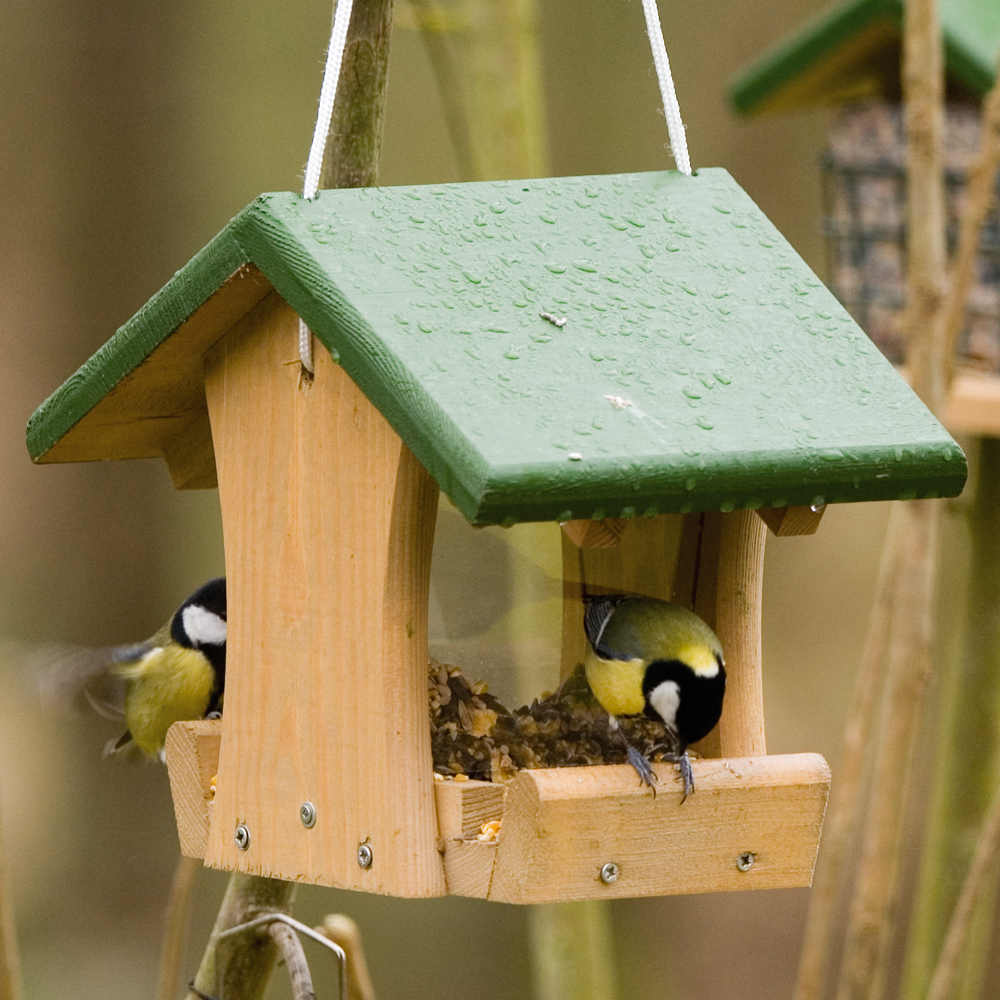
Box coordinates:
[429,659,672,783]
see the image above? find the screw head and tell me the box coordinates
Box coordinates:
[736,852,755,872]
[234,823,251,851]
[300,802,317,829]
[600,862,620,884]
[357,843,374,870]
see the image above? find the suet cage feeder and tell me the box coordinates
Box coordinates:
[730,0,1000,434]
[28,167,966,902]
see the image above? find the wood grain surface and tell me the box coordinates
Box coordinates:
[202,292,445,897]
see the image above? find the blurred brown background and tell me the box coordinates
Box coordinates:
[0,0,951,996]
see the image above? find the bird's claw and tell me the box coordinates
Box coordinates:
[667,751,695,802]
[626,745,658,797]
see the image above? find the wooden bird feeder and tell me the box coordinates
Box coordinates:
[27,168,967,903]
[730,0,1000,434]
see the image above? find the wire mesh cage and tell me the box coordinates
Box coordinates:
[822,99,1000,371]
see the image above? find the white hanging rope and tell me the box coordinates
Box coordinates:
[640,0,692,176]
[299,0,356,374]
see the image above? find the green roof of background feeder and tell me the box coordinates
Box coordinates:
[27,169,966,524]
[730,0,1000,116]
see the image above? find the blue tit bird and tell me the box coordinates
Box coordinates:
[583,595,725,799]
[40,578,227,760]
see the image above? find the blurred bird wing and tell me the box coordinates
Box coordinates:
[26,642,134,717]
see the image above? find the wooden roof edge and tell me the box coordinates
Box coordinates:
[730,0,896,116]
[26,211,257,462]
[730,0,997,117]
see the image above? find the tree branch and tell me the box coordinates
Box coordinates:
[269,921,316,1000]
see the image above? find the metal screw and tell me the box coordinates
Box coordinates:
[736,852,755,871]
[234,823,251,851]
[300,802,317,829]
[600,862,620,884]
[810,504,826,513]
[357,843,374,870]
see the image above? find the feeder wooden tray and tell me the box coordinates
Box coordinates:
[167,721,830,902]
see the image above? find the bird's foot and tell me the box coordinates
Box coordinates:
[625,744,658,796]
[664,751,695,802]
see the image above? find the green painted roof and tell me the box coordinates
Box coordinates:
[731,0,1000,116]
[27,169,966,524]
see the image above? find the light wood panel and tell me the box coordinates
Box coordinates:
[434,780,504,897]
[487,754,831,902]
[165,719,222,858]
[202,292,445,897]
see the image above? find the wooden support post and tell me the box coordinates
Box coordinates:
[202,292,445,897]
[716,510,767,757]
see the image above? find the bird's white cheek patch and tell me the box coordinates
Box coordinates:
[649,680,681,727]
[183,605,227,647]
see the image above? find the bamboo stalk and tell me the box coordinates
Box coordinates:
[406,0,477,181]
[899,52,1000,1000]
[833,499,940,1000]
[901,439,1000,1000]
[899,0,947,413]
[0,797,22,1000]
[792,503,903,1000]
[926,779,1000,1000]
[158,855,200,1000]
[942,61,1000,374]
[316,915,377,1000]
[528,902,620,1000]
[831,3,948,997]
[450,0,549,180]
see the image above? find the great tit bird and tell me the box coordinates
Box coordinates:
[583,595,725,799]
[40,578,227,760]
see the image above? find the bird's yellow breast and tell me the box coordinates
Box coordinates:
[116,645,215,756]
[584,652,647,717]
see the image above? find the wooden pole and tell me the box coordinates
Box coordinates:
[715,510,767,758]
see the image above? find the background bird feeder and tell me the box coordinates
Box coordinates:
[27,167,966,902]
[730,0,1000,432]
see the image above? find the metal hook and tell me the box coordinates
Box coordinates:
[209,911,347,999]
